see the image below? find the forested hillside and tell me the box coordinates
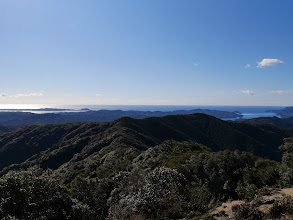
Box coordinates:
[0,113,291,175]
[0,139,292,219]
[240,116,293,129]
[0,113,292,219]
[0,124,16,133]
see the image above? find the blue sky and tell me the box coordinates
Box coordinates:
[1,0,293,106]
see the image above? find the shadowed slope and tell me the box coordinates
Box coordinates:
[0,113,291,175]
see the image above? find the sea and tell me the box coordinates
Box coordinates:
[0,104,285,120]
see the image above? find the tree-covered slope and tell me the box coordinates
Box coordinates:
[0,113,291,176]
[0,124,16,133]
[0,140,290,220]
[239,116,293,129]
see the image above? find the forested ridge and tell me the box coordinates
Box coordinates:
[0,113,292,219]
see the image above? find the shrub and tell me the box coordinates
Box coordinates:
[279,137,293,186]
[232,203,264,220]
[0,177,73,220]
[235,183,258,200]
[269,197,293,219]
[107,167,187,219]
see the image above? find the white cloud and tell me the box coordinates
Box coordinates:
[1,92,44,98]
[193,62,200,67]
[95,93,102,97]
[245,64,251,68]
[241,90,256,95]
[11,92,44,98]
[0,93,8,97]
[257,58,284,68]
[268,90,288,94]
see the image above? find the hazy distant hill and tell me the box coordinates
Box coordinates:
[239,116,293,129]
[0,113,291,176]
[0,109,242,126]
[268,106,293,118]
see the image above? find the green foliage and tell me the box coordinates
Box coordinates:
[235,183,258,200]
[69,177,114,220]
[162,141,210,167]
[107,167,187,219]
[0,177,73,220]
[188,186,212,215]
[279,137,293,186]
[187,150,255,198]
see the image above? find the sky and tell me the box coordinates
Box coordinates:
[1,0,293,106]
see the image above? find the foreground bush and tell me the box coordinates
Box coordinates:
[0,177,73,220]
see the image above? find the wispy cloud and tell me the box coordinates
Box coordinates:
[12,92,44,98]
[268,90,288,94]
[193,62,200,67]
[0,92,44,98]
[241,90,256,95]
[257,58,284,68]
[95,93,102,97]
[245,64,251,69]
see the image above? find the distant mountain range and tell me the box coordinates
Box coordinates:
[0,108,242,126]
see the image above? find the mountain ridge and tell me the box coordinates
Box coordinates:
[0,113,291,177]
